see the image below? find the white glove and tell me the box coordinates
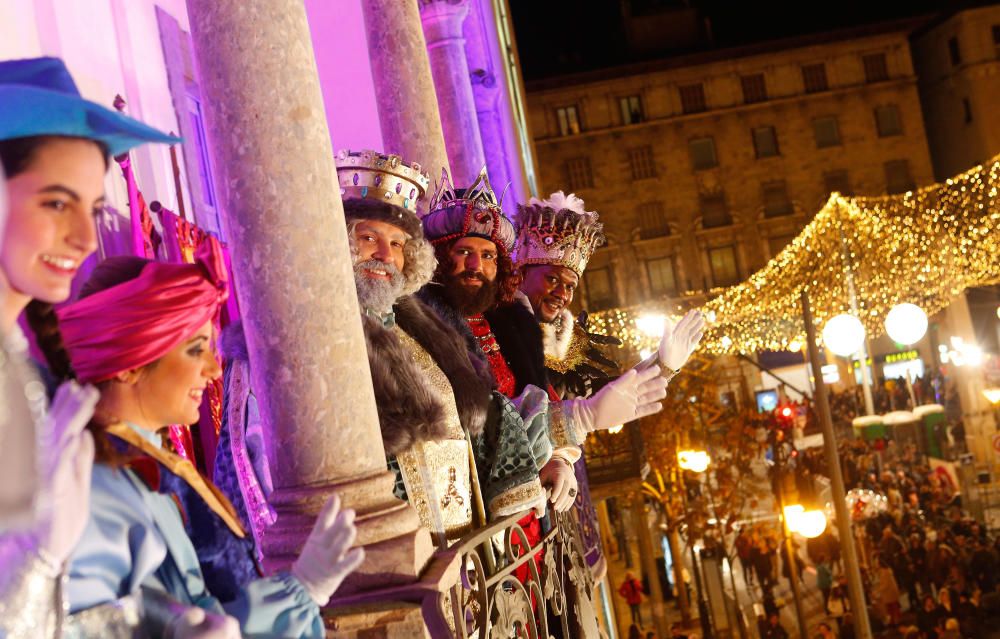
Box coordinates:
[291,494,365,606]
[657,310,705,372]
[38,381,98,566]
[565,365,668,436]
[540,455,578,513]
[167,607,241,639]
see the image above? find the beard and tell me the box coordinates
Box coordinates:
[353,258,406,314]
[440,269,499,315]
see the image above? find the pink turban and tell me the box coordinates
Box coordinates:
[58,242,229,383]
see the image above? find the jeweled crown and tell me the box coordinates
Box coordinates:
[512,191,605,276]
[335,149,430,214]
[422,166,516,254]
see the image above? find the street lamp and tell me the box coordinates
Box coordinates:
[637,313,667,338]
[822,313,866,357]
[678,450,711,473]
[788,508,828,539]
[885,303,928,346]
[983,388,1000,405]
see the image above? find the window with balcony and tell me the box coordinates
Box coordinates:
[801,63,829,93]
[679,83,707,114]
[874,104,902,137]
[813,116,841,148]
[708,246,740,287]
[584,267,616,310]
[884,160,915,194]
[620,95,644,125]
[646,256,677,297]
[689,136,718,170]
[556,105,581,136]
[863,53,889,83]
[637,201,670,239]
[752,126,780,159]
[741,73,768,104]
[565,157,594,190]
[628,145,658,180]
[700,192,731,228]
[762,180,793,218]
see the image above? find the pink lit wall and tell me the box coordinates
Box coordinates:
[305,0,384,154]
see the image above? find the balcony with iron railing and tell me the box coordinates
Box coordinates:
[328,509,601,637]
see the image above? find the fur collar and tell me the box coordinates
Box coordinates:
[513,291,574,361]
[393,295,492,438]
[362,312,447,456]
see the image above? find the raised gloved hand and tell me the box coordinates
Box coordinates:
[566,365,668,436]
[37,381,98,567]
[291,494,365,606]
[539,455,578,513]
[167,607,241,639]
[657,310,705,373]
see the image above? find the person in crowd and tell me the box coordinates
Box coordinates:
[759,611,789,639]
[619,572,645,627]
[0,55,210,637]
[816,555,834,614]
[876,557,902,625]
[52,243,363,637]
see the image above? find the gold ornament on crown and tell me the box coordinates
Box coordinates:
[513,191,605,276]
[335,148,430,214]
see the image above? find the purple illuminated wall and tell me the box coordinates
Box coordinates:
[305,0,383,154]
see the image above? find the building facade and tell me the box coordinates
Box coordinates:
[525,22,937,314]
[912,4,1000,180]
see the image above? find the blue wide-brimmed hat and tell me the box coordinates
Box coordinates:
[0,57,180,157]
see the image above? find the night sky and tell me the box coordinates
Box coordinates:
[510,0,987,81]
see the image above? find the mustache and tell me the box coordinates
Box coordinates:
[457,269,487,283]
[356,258,403,278]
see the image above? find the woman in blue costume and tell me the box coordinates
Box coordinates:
[0,56,182,637]
[41,240,364,638]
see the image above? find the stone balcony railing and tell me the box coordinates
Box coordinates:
[327,509,601,638]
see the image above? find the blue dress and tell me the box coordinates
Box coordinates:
[66,423,322,638]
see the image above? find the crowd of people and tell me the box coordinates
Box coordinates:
[797,438,1000,639]
[0,56,708,637]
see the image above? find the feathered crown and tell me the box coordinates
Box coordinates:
[422,166,516,254]
[335,148,430,214]
[512,191,604,276]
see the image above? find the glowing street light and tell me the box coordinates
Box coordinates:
[783,504,828,538]
[822,314,866,357]
[677,449,711,473]
[885,303,928,346]
[983,388,1000,406]
[795,510,828,538]
[636,313,666,338]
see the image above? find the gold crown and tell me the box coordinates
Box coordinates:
[513,192,604,276]
[335,149,430,214]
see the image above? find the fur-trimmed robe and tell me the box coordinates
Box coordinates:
[362,294,545,522]
[363,294,491,456]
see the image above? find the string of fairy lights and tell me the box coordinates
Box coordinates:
[589,154,1000,356]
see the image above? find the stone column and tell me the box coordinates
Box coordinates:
[632,493,669,638]
[420,0,486,187]
[186,0,432,592]
[361,0,450,212]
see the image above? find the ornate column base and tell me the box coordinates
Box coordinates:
[260,470,434,592]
